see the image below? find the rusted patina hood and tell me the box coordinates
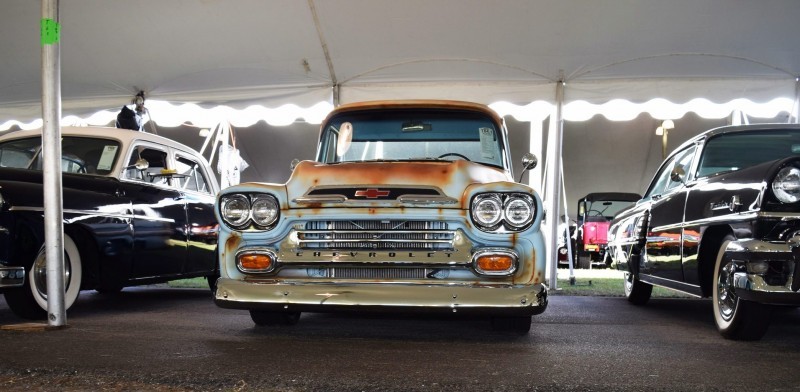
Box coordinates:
[286,160,511,208]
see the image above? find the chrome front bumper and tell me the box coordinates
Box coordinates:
[0,266,25,288]
[214,278,548,316]
[725,238,800,305]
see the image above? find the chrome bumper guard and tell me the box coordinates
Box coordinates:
[214,278,548,316]
[0,266,25,288]
[724,238,800,305]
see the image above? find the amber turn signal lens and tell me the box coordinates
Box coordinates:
[238,254,273,271]
[476,255,514,272]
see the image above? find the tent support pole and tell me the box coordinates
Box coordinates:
[42,0,67,327]
[545,76,565,290]
[528,120,544,190]
[793,77,800,124]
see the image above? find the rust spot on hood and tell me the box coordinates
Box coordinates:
[287,160,509,203]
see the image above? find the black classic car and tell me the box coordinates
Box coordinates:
[607,123,800,340]
[0,126,219,319]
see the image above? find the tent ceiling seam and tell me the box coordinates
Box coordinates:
[340,58,556,84]
[569,53,797,81]
[308,0,337,86]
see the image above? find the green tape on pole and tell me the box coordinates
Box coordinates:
[41,18,60,45]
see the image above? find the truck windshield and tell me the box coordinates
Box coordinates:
[316,109,506,169]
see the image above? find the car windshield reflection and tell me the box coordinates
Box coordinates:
[0,136,121,175]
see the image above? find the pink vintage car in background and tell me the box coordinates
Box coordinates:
[572,193,640,269]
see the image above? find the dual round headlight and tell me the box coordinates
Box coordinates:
[471,193,535,231]
[220,193,280,229]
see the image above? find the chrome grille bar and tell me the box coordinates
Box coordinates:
[299,220,455,250]
[332,268,427,279]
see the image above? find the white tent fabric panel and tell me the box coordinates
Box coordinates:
[339,81,557,106]
[2,0,800,125]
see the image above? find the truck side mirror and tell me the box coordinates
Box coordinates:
[518,153,538,182]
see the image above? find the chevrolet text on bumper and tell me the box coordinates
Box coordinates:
[214,100,547,333]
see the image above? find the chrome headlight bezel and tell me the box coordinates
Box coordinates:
[250,195,280,228]
[503,194,534,229]
[220,194,251,229]
[470,192,536,232]
[471,194,504,230]
[772,166,800,203]
[219,193,281,230]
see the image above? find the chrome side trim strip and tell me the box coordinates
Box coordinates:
[652,212,759,232]
[10,206,174,223]
[397,195,458,205]
[651,211,800,233]
[294,195,347,204]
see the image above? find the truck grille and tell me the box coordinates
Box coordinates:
[298,220,454,251]
[329,268,427,279]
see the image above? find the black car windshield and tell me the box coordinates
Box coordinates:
[0,136,121,175]
[697,129,800,178]
[316,109,506,169]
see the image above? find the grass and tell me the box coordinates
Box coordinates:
[552,268,693,298]
[166,269,693,298]
[167,277,209,289]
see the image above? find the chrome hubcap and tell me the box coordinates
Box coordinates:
[716,261,736,321]
[32,252,71,299]
[624,272,633,293]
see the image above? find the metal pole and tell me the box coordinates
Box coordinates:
[561,159,575,285]
[41,0,67,327]
[794,78,800,124]
[545,77,565,290]
[528,121,543,190]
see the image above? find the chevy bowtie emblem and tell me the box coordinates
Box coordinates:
[354,189,390,198]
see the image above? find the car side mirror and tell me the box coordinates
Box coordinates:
[670,165,685,183]
[518,153,538,182]
[290,159,300,171]
[133,158,149,171]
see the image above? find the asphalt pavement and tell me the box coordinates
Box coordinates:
[0,285,798,391]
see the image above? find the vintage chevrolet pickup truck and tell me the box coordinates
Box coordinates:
[213,100,547,333]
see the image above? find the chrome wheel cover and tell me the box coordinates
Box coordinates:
[716,261,737,322]
[623,272,633,295]
[32,251,71,300]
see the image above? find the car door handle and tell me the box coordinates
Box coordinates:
[651,194,662,201]
[115,189,126,197]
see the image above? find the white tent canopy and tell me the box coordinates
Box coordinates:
[2,0,800,125]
